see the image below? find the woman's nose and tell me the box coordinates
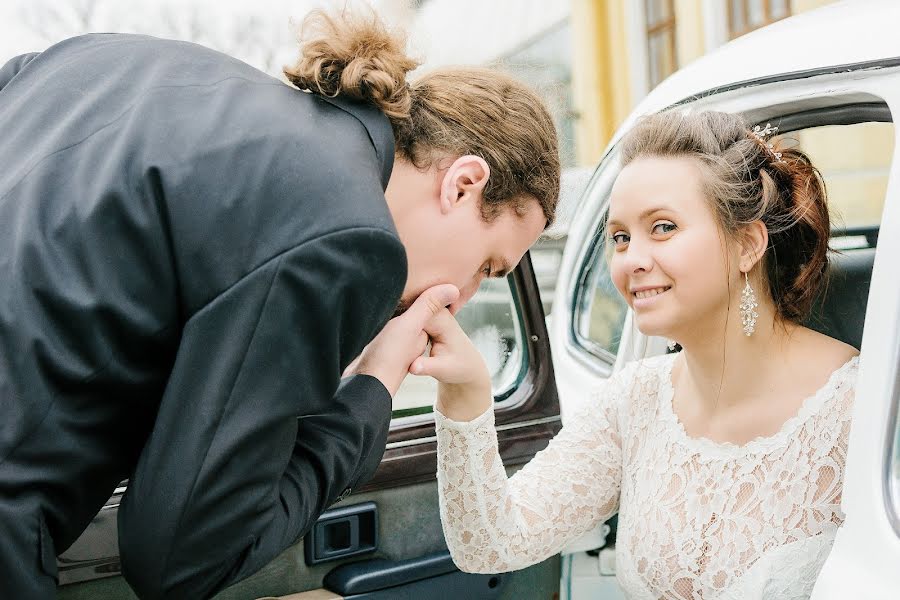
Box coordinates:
[624,239,653,273]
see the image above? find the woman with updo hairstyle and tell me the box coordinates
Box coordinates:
[0,6,561,598]
[425,110,859,599]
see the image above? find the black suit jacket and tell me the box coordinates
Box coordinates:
[0,34,406,599]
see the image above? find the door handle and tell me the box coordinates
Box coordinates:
[304,502,378,565]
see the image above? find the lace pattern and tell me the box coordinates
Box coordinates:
[436,354,858,599]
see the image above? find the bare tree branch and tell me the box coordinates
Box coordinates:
[15,0,300,76]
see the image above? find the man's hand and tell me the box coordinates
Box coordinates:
[346,284,459,396]
[411,307,493,422]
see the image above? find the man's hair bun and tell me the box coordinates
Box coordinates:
[284,9,419,120]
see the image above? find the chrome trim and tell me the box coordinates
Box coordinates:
[495,414,561,431]
[668,57,900,111]
[385,414,562,450]
[884,345,900,538]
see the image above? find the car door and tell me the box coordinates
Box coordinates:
[809,73,900,600]
[56,253,562,600]
[551,62,898,599]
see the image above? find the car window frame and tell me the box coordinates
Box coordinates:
[886,353,900,538]
[567,148,627,369]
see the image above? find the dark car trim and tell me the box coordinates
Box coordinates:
[668,56,900,110]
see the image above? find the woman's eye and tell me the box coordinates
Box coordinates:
[652,221,677,235]
[610,232,629,245]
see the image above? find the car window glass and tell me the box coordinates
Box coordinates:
[788,122,894,231]
[391,277,524,418]
[574,160,630,362]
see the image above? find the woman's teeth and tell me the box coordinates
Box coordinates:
[634,287,670,299]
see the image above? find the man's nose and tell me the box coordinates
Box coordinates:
[448,281,480,315]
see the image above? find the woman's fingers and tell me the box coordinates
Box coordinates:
[410,353,453,379]
[421,308,462,342]
[411,308,491,387]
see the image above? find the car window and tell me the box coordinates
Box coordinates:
[787,122,894,232]
[573,159,630,363]
[391,276,525,418]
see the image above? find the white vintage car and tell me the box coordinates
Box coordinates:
[55,2,899,599]
[550,1,900,598]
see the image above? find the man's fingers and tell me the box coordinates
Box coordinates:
[406,284,459,327]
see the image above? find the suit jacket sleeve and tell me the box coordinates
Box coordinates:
[0,52,39,92]
[117,226,406,600]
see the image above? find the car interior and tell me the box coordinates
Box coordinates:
[775,103,891,351]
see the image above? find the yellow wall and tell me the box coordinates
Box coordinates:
[674,0,706,67]
[797,123,894,228]
[570,0,631,166]
[792,0,837,12]
[569,0,843,166]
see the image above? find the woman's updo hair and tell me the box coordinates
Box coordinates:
[619,110,830,323]
[284,8,560,226]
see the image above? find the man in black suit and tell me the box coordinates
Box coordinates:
[0,16,558,599]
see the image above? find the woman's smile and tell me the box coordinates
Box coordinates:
[631,285,672,307]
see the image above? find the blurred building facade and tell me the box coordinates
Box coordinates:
[396,0,890,230]
[388,0,892,325]
[393,0,842,168]
[569,0,839,166]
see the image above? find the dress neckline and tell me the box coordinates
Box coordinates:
[656,353,859,458]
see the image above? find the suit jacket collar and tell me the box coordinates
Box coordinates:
[318,94,396,189]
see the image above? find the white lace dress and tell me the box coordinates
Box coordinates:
[435,353,858,599]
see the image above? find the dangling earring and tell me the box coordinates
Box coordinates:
[667,340,678,351]
[740,271,759,336]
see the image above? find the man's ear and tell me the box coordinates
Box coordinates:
[739,220,769,273]
[439,155,490,214]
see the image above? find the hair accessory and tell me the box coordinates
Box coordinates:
[750,123,784,163]
[740,272,759,336]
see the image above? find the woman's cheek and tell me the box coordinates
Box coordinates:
[608,255,631,305]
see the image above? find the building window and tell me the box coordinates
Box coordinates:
[728,0,790,39]
[646,0,678,88]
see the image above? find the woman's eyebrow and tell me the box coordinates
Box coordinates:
[607,205,673,229]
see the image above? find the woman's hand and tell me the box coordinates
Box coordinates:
[411,308,493,422]
[346,284,459,397]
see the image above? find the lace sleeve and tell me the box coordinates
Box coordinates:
[435,366,634,574]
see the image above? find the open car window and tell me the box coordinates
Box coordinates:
[781,120,893,237]
[570,111,894,368]
[571,156,630,366]
[391,277,526,418]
